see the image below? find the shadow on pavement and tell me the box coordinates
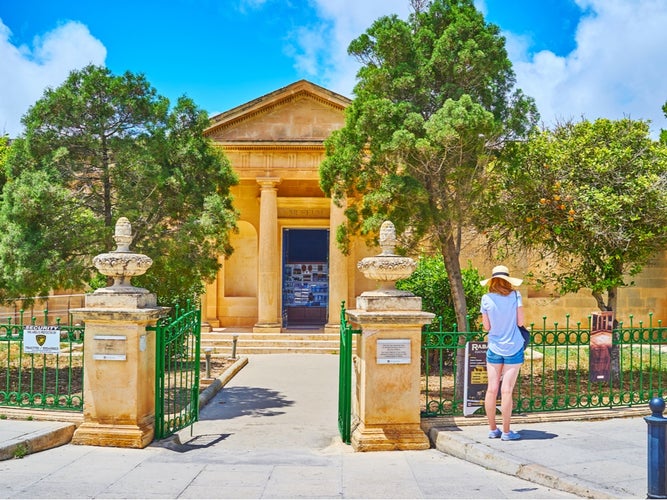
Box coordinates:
[152,433,232,453]
[516,429,559,440]
[200,386,295,420]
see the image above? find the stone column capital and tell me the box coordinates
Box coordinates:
[256,176,281,189]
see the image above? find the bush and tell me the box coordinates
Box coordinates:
[396,257,485,330]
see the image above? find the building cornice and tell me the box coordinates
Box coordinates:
[214,142,325,152]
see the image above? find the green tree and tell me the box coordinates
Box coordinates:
[1,65,238,305]
[486,118,667,313]
[397,257,485,329]
[319,0,537,332]
[661,101,667,145]
[0,136,8,184]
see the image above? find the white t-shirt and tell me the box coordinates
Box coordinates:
[480,291,523,356]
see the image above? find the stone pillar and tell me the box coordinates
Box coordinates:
[325,197,348,333]
[71,293,167,448]
[346,306,433,451]
[255,176,281,332]
[70,217,169,448]
[346,220,434,451]
[201,265,221,332]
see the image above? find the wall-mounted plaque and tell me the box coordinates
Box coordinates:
[377,339,411,364]
[92,334,127,361]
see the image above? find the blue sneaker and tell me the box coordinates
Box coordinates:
[488,428,502,439]
[501,430,521,441]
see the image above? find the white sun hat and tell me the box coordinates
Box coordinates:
[480,265,523,287]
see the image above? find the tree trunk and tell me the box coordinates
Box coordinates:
[607,286,620,384]
[440,233,468,401]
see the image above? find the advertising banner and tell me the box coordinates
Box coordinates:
[463,341,500,416]
[589,311,614,382]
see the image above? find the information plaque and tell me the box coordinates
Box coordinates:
[92,334,127,361]
[376,339,411,364]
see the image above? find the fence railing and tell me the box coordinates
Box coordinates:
[421,314,667,417]
[0,310,84,411]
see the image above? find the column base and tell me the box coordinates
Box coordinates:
[324,323,340,334]
[351,422,430,452]
[71,420,154,449]
[253,323,282,333]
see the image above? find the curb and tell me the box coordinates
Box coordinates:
[0,422,76,461]
[198,356,249,409]
[429,427,625,499]
[0,358,249,461]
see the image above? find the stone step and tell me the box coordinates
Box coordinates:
[200,330,349,355]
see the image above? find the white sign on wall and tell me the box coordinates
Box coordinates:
[23,326,61,354]
[377,339,411,364]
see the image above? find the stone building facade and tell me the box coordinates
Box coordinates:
[201,80,667,331]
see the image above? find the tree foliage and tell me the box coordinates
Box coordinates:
[396,256,485,329]
[485,118,667,312]
[0,136,8,184]
[319,0,537,329]
[1,65,238,305]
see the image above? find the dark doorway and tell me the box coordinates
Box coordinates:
[282,229,329,328]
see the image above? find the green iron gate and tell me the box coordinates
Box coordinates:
[151,302,201,440]
[338,301,361,444]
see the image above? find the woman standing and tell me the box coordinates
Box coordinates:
[480,265,525,441]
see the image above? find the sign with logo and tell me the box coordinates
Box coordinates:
[23,326,61,354]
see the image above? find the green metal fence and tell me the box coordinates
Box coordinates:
[152,302,201,440]
[338,302,361,444]
[0,310,84,411]
[422,314,667,417]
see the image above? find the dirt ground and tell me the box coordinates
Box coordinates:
[201,357,237,379]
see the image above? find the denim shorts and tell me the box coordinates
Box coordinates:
[487,347,524,365]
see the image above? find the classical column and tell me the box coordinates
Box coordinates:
[325,197,348,333]
[200,277,220,332]
[254,176,282,332]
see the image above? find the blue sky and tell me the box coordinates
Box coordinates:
[1,0,666,138]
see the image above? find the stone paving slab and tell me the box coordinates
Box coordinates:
[0,354,654,498]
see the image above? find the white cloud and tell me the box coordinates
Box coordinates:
[0,20,106,137]
[511,0,667,136]
[287,0,667,138]
[286,0,411,99]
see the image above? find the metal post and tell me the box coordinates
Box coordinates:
[231,335,238,359]
[204,347,212,378]
[646,397,667,499]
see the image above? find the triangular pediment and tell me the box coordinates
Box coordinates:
[205,80,350,143]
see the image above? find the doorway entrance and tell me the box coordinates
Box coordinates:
[282,228,329,328]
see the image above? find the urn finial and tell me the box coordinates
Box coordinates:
[379,221,397,256]
[113,217,133,252]
[93,217,152,292]
[357,220,416,292]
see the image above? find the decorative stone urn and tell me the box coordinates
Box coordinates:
[92,217,153,294]
[356,221,420,311]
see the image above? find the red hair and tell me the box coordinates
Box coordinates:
[488,277,514,296]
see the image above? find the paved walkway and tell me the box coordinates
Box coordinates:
[0,354,652,498]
